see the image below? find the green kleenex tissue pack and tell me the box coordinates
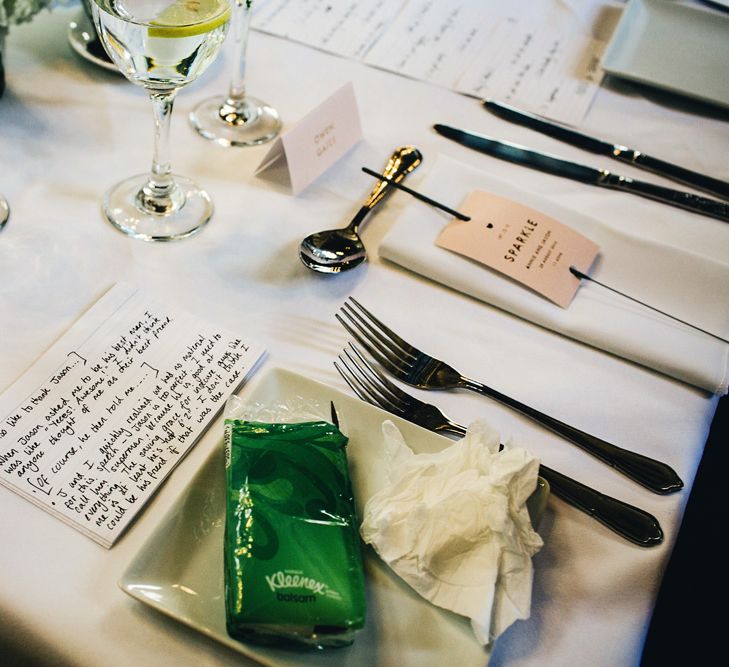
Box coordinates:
[223,419,366,649]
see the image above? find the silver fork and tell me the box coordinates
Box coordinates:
[334,343,664,547]
[336,297,683,495]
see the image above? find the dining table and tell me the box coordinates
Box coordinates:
[1,2,728,666]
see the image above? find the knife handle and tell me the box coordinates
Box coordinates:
[613,150,729,202]
[537,464,664,547]
[601,172,729,223]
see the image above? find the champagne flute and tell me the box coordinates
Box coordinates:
[189,0,281,147]
[91,0,231,241]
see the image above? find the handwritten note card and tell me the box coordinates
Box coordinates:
[252,0,608,125]
[0,284,265,547]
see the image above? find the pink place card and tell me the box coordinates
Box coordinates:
[436,190,600,307]
[255,82,363,194]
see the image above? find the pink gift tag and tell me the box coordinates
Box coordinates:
[436,190,600,307]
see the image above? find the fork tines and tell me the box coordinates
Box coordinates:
[335,343,409,418]
[336,297,415,374]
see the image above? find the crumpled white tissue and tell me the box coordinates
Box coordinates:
[360,419,544,644]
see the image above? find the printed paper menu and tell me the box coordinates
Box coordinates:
[252,0,408,59]
[252,0,608,125]
[0,284,265,548]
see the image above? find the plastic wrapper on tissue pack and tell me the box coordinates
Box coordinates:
[221,394,366,650]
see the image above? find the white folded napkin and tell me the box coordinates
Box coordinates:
[360,420,543,645]
[378,157,729,394]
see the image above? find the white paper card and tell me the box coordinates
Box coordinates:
[0,284,266,548]
[253,0,608,125]
[255,82,363,194]
[252,0,408,59]
[454,17,606,126]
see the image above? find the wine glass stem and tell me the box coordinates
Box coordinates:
[227,0,252,106]
[139,90,183,215]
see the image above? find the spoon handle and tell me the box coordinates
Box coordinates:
[362,146,423,212]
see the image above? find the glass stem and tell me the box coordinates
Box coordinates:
[139,90,183,215]
[226,0,252,107]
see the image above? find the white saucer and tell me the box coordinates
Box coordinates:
[119,367,549,666]
[601,0,729,109]
[67,11,119,74]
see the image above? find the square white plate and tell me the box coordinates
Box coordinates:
[601,0,729,109]
[119,366,547,666]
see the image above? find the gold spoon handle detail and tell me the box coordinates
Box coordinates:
[362,146,423,211]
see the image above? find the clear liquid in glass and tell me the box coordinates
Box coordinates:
[94,0,230,91]
[91,0,231,241]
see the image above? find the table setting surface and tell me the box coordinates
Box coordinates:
[1,2,728,666]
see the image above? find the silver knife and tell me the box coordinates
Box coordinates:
[433,123,729,223]
[482,99,729,202]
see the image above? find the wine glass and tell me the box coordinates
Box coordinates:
[91,0,231,241]
[189,0,281,147]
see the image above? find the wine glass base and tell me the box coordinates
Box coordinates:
[189,95,282,147]
[101,174,213,242]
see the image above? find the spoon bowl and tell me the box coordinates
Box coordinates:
[299,227,366,273]
[299,146,423,273]
[0,197,9,231]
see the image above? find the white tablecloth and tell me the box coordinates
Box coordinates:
[1,4,728,666]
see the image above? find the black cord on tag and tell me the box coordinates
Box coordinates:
[358,171,726,344]
[570,266,729,344]
[361,167,471,220]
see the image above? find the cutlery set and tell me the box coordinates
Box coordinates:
[309,99,722,544]
[299,100,729,276]
[482,100,729,201]
[435,100,729,222]
[333,297,685,547]
[337,298,682,494]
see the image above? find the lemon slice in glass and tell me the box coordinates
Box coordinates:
[148,0,231,38]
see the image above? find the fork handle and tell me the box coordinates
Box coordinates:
[537,465,663,547]
[462,378,683,494]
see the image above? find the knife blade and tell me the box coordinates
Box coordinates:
[482,99,729,201]
[433,123,729,223]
